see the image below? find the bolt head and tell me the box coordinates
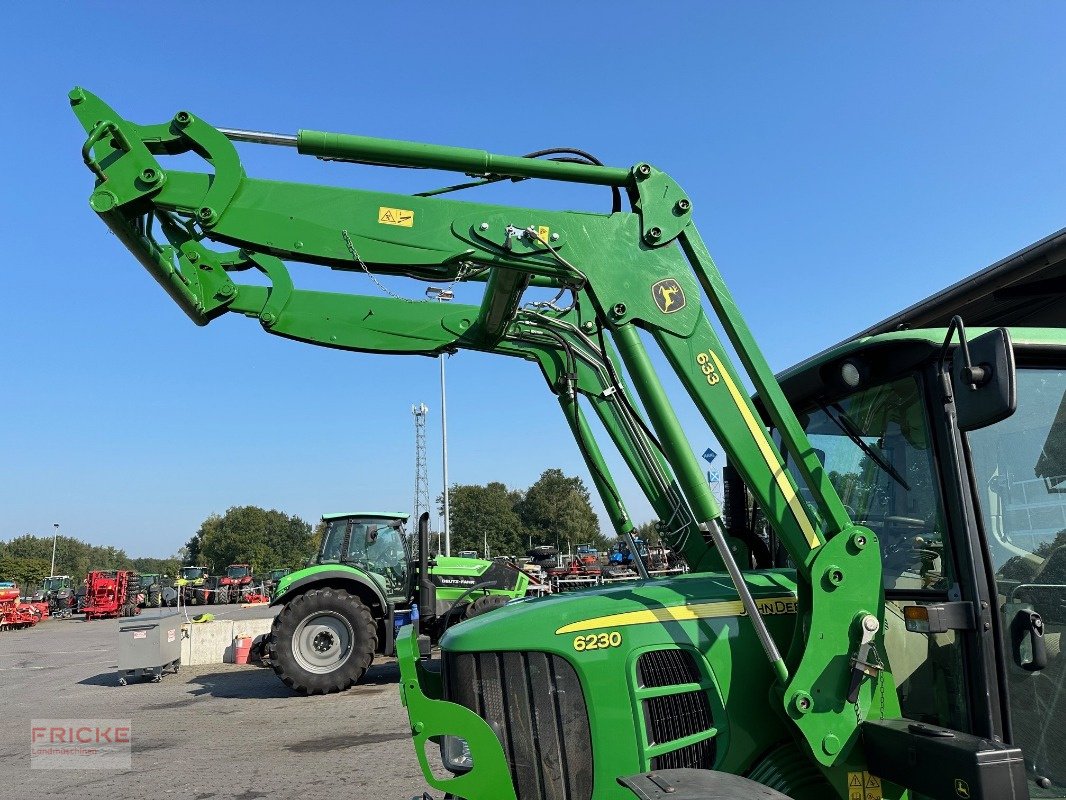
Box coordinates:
[550,233,560,241]
[636,163,652,178]
[89,190,117,213]
[478,222,489,231]
[676,198,691,212]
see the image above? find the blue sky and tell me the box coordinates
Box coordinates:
[3,4,1066,557]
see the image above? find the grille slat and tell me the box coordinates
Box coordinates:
[444,651,592,800]
[637,649,700,688]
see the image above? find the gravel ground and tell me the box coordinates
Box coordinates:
[0,607,427,799]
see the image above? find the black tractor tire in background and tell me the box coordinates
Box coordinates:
[464,593,510,619]
[267,587,378,695]
[216,586,230,605]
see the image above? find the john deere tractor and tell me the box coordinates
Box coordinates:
[266,512,528,695]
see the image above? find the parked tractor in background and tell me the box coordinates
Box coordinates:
[266,512,528,695]
[174,566,209,605]
[263,568,291,596]
[217,563,253,604]
[33,575,77,618]
[0,582,42,631]
[136,573,165,608]
[82,571,139,621]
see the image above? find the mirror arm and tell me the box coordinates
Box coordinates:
[937,315,987,396]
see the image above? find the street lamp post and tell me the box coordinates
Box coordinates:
[50,523,59,577]
[425,286,454,556]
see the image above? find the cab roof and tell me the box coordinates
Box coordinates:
[321,512,409,522]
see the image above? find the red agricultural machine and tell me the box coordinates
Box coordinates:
[216,563,254,603]
[0,583,43,631]
[82,570,140,621]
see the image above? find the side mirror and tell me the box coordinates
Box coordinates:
[939,318,1016,432]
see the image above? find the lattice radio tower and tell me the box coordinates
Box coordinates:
[411,404,430,537]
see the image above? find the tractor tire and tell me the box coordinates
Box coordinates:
[216,587,230,605]
[464,593,510,619]
[267,588,378,696]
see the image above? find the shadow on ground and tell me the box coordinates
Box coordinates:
[188,660,400,699]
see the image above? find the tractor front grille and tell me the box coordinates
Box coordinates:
[637,649,716,771]
[650,738,716,770]
[637,648,700,688]
[642,690,714,746]
[443,651,593,800]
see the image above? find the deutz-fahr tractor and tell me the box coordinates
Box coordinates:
[266,512,528,695]
[73,88,1066,799]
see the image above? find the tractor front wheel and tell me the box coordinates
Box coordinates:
[267,588,378,695]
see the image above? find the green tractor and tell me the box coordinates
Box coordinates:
[136,573,165,608]
[173,566,209,606]
[266,511,528,695]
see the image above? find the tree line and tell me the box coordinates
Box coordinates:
[2,474,637,591]
[444,468,616,557]
[0,534,183,590]
[184,506,317,573]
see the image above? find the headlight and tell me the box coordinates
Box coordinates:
[440,735,473,774]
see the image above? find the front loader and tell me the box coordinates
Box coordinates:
[266,512,528,695]
[71,88,1064,799]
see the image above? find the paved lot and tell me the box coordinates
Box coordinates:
[0,608,426,799]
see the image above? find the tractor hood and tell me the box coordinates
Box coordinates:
[429,556,529,598]
[439,568,799,654]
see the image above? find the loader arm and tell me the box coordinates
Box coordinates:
[71,87,897,775]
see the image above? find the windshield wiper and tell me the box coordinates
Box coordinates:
[818,402,911,491]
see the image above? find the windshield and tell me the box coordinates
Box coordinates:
[42,577,67,591]
[319,518,409,594]
[789,374,951,591]
[181,567,205,580]
[227,566,250,579]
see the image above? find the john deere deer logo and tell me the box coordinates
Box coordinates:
[652,278,686,314]
[954,779,970,798]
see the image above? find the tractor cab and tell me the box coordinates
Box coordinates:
[177,567,206,583]
[316,512,410,600]
[41,575,72,592]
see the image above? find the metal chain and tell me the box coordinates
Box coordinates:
[342,229,419,302]
[879,664,887,721]
[851,644,888,724]
[341,229,475,302]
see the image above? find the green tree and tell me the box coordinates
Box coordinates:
[516,468,608,552]
[443,482,527,557]
[195,506,315,573]
[0,555,52,589]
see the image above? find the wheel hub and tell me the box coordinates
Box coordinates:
[312,630,335,653]
[291,611,355,674]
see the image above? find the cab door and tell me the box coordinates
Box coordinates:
[966,366,1066,797]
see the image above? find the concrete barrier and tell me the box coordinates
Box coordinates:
[176,617,275,666]
[226,618,274,663]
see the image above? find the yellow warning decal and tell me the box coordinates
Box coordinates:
[537,225,550,241]
[378,206,414,227]
[846,771,882,800]
[555,594,797,635]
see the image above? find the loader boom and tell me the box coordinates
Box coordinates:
[71,88,897,791]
